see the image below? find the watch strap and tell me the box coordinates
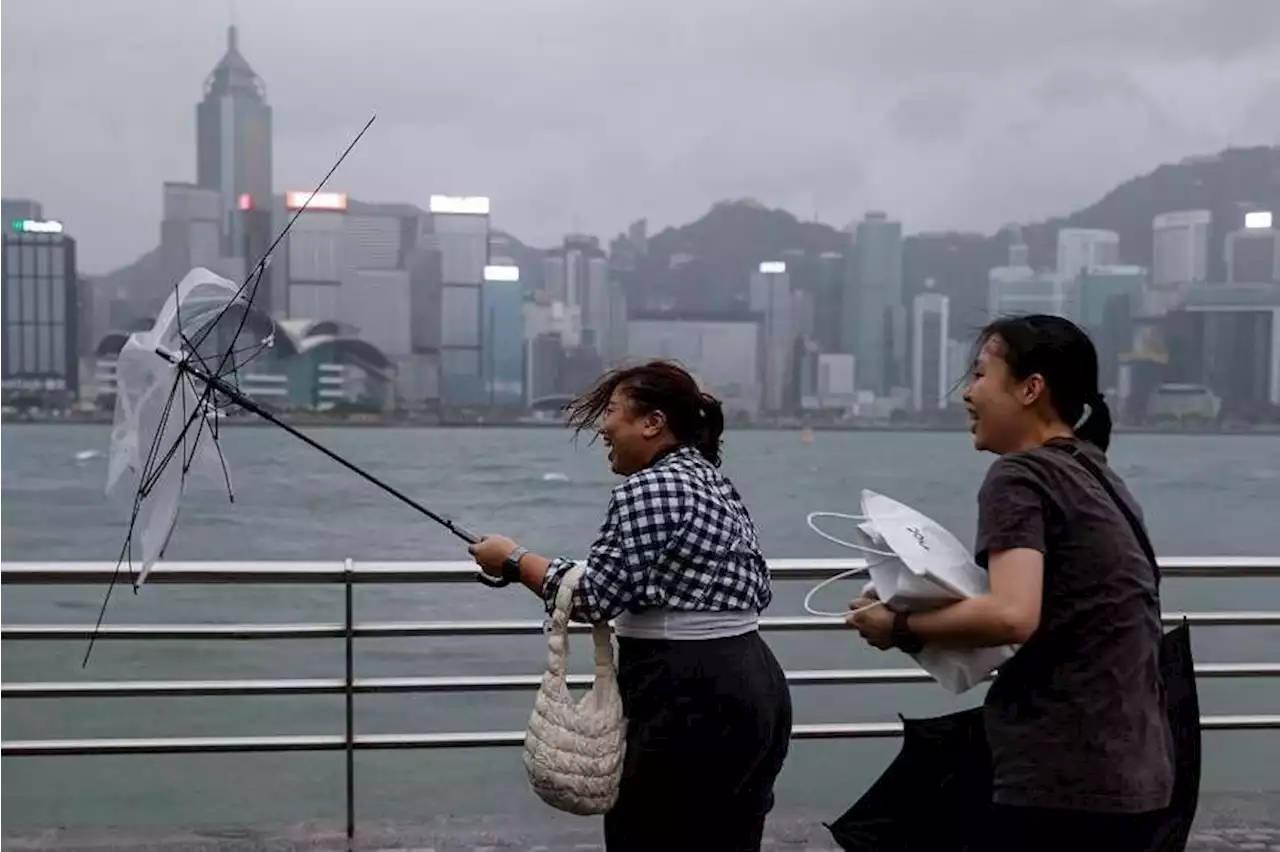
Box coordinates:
[503,546,529,583]
[892,608,924,654]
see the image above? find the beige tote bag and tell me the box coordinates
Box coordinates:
[523,564,627,815]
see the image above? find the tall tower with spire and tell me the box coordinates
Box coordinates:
[196,24,272,257]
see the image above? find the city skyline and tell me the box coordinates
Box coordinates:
[3,0,1279,273]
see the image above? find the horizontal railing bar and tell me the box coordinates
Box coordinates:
[6,662,1279,699]
[4,557,1280,585]
[0,671,927,698]
[5,610,1279,642]
[6,715,1278,756]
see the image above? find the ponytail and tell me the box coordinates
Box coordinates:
[1074,394,1113,452]
[695,393,726,467]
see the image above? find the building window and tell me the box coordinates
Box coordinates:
[22,277,37,323]
[52,324,66,375]
[441,286,481,347]
[7,323,20,368]
[441,347,480,376]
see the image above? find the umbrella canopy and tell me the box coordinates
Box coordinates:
[826,622,1201,852]
[105,267,267,586]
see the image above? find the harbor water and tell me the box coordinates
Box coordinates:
[2,424,1278,830]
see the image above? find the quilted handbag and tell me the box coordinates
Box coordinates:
[523,564,627,815]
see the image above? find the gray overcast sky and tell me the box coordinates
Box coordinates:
[3,0,1279,274]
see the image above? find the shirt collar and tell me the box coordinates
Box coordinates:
[643,443,695,470]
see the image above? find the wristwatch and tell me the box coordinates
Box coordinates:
[891,609,924,654]
[502,546,529,585]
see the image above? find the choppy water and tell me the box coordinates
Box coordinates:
[2,424,1278,829]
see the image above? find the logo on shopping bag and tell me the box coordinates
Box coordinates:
[907,526,930,551]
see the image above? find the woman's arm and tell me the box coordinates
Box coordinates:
[514,550,551,594]
[849,456,1048,650]
[899,548,1043,646]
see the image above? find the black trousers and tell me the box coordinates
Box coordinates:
[975,803,1165,852]
[602,630,793,852]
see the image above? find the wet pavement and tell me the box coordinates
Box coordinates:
[5,795,1278,851]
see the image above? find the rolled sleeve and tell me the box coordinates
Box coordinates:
[541,489,645,623]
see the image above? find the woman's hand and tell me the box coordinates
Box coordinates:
[468,534,519,578]
[846,597,895,650]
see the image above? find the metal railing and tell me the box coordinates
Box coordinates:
[3,557,1279,840]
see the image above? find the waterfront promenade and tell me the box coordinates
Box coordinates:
[5,795,1280,851]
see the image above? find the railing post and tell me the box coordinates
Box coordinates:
[344,558,355,846]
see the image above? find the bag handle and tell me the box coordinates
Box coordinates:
[805,512,897,557]
[545,565,615,678]
[1045,442,1161,583]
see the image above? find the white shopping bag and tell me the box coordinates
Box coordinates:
[805,489,1018,694]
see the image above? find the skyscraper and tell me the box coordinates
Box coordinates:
[196,25,272,258]
[750,262,795,413]
[429,195,491,407]
[1152,210,1211,288]
[2,214,79,403]
[846,212,904,396]
[911,287,950,412]
[482,263,525,407]
[1056,229,1120,279]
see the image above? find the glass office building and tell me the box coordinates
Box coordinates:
[2,219,79,404]
[481,264,525,407]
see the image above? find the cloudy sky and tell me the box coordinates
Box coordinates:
[3,0,1279,273]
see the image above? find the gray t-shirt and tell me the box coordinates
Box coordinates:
[975,437,1174,813]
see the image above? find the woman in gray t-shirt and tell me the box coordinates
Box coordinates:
[848,314,1174,851]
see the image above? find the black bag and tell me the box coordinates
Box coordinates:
[826,444,1202,852]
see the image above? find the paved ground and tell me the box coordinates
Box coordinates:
[5,795,1277,851]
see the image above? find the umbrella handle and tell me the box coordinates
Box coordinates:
[452,523,513,588]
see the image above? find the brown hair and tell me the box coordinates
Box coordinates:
[563,360,727,466]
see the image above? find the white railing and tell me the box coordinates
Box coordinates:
[3,557,1279,840]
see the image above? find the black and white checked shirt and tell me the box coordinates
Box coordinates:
[541,444,773,623]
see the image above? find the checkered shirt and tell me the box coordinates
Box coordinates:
[541,444,774,623]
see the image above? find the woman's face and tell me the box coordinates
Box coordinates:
[599,386,664,475]
[964,336,1039,454]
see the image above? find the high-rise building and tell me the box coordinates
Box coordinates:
[750,262,795,413]
[989,230,1070,319]
[1056,229,1120,278]
[2,215,79,402]
[283,190,348,321]
[911,288,950,412]
[1152,210,1212,288]
[814,250,846,354]
[545,234,616,357]
[1075,265,1146,392]
[196,25,272,257]
[626,311,762,420]
[340,268,412,357]
[1225,211,1279,285]
[1164,283,1280,414]
[845,211,904,396]
[428,195,490,407]
[157,182,235,315]
[482,263,525,407]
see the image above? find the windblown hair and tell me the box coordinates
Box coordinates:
[976,314,1113,451]
[563,360,727,466]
